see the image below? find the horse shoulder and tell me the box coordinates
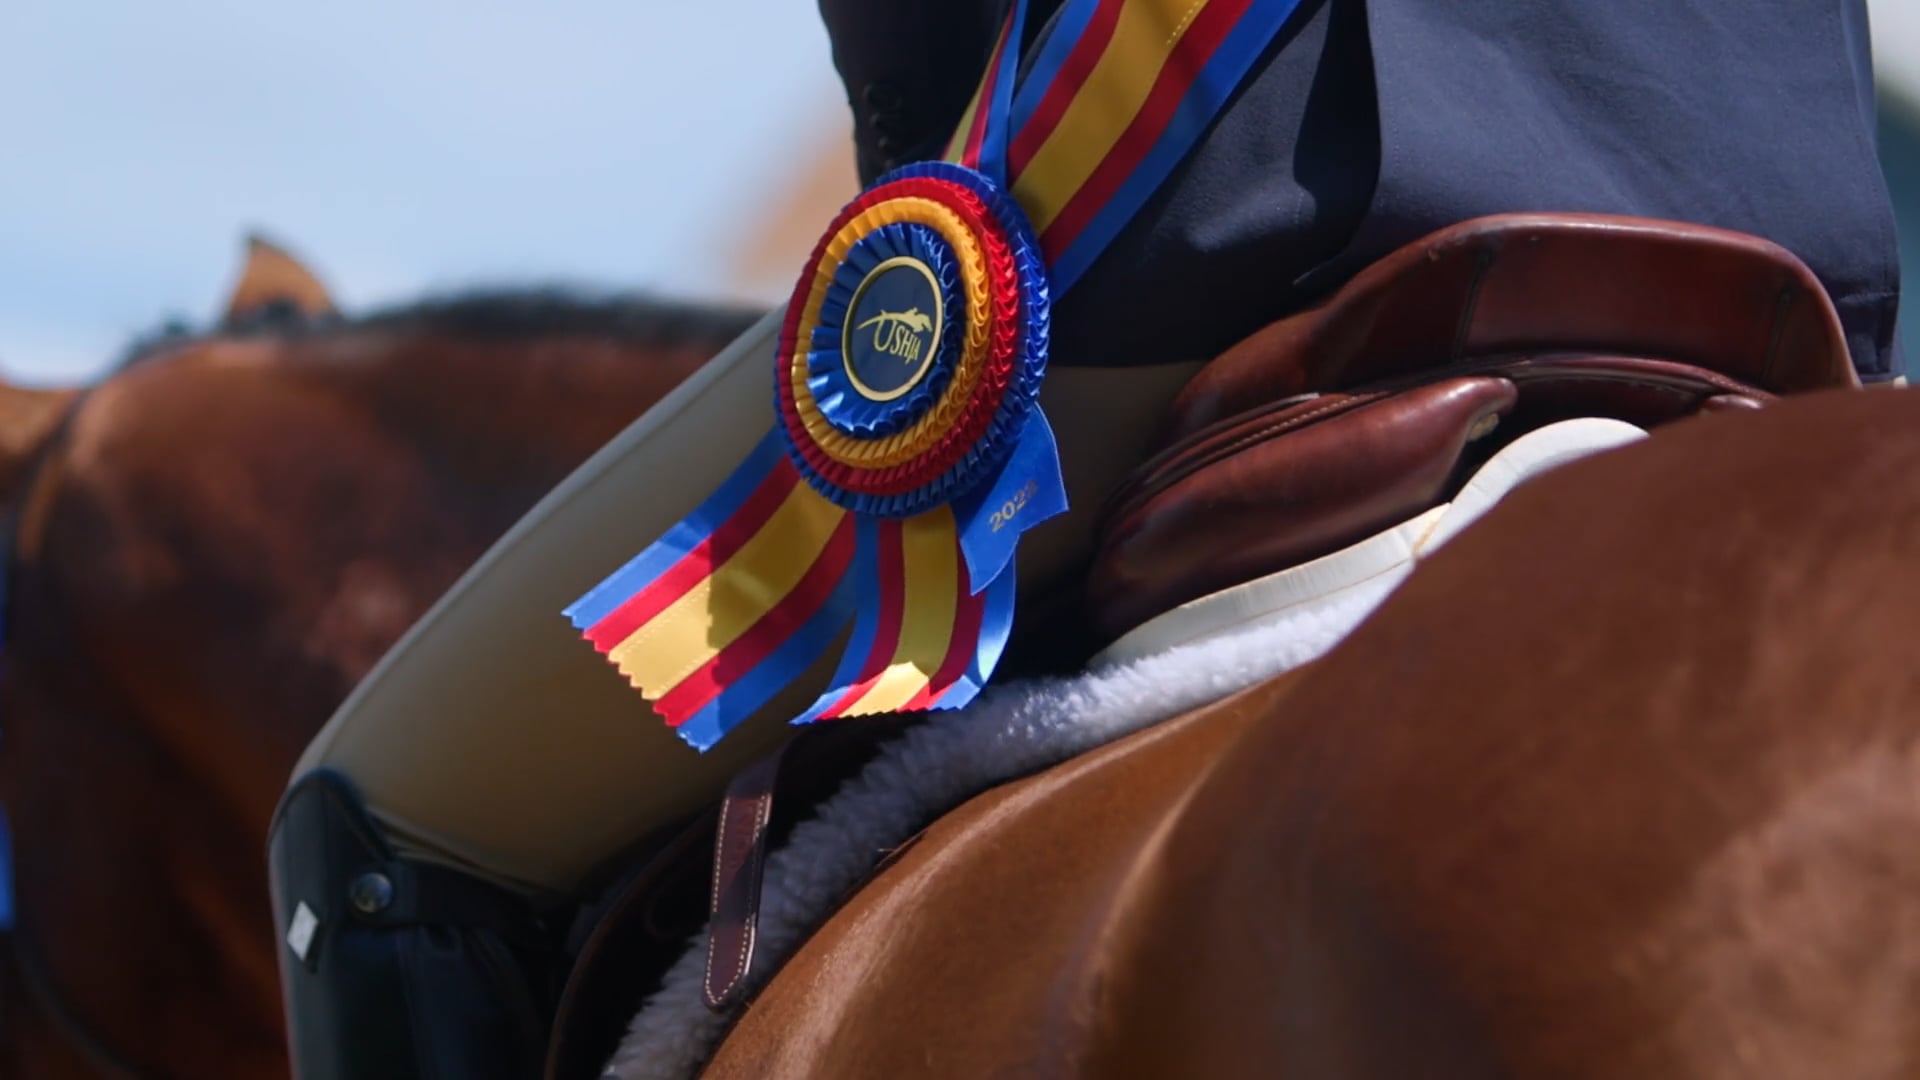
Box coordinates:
[700,674,1292,1079]
[1150,389,1920,1078]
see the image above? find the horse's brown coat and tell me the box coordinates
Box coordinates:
[706,386,1920,1080]
[696,669,1302,1080]
[0,251,751,1077]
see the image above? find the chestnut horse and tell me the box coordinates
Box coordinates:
[0,238,755,1078]
[664,385,1920,1079]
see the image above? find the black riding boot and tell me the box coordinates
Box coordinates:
[268,769,555,1080]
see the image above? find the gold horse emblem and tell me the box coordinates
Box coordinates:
[854,307,935,364]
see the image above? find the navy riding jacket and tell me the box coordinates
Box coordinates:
[822,0,1903,383]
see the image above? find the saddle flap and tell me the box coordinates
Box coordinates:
[1170,213,1857,437]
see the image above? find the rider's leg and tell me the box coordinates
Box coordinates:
[280,316,1199,892]
[267,0,1902,1071]
[269,770,551,1080]
[265,310,1203,1076]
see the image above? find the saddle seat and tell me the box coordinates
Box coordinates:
[1086,212,1858,647]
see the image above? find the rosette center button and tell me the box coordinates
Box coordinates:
[842,256,944,403]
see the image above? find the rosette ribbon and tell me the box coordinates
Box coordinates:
[567,0,1308,750]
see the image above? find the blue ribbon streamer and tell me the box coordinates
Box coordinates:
[568,0,1306,750]
[974,0,1033,180]
[951,410,1067,593]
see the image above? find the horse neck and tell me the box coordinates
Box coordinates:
[2,929,164,1079]
[0,630,289,1078]
[284,327,733,532]
[0,318,740,1077]
[0,940,82,1080]
[25,320,740,819]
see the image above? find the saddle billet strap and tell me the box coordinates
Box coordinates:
[700,712,927,1013]
[546,716,929,1075]
[703,744,789,1011]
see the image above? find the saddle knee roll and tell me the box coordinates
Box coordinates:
[268,769,555,1080]
[1090,376,1519,643]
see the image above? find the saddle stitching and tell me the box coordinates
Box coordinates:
[1102,391,1387,525]
[1762,279,1796,391]
[1447,244,1498,364]
[703,754,781,1011]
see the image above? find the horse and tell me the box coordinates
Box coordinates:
[0,236,758,1078]
[515,215,1910,1080]
[590,382,1917,1080]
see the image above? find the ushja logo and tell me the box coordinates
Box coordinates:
[855,307,934,364]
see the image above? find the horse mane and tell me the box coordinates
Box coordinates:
[115,287,768,372]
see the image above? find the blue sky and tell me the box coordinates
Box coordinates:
[1876,0,1920,105]
[2,2,1917,386]
[0,1,844,384]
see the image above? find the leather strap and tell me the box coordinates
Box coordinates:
[704,743,790,1011]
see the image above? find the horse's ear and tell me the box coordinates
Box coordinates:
[221,232,337,324]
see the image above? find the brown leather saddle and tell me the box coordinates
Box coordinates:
[541,213,1858,1078]
[1089,211,1855,642]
